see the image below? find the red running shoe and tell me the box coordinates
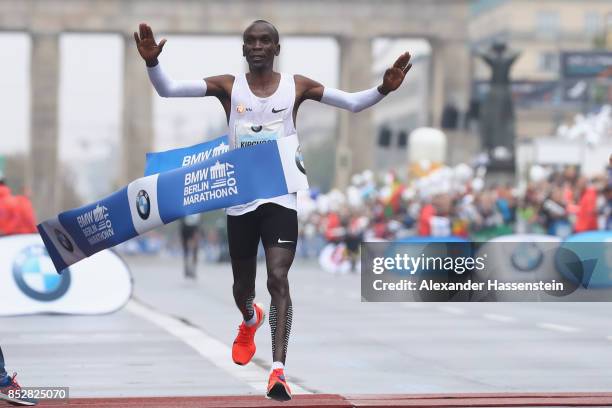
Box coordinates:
[266,368,292,401]
[0,373,37,406]
[232,303,265,365]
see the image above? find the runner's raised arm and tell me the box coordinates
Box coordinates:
[295,52,412,112]
[135,23,233,117]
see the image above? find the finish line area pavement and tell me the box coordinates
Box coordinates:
[3,255,612,407]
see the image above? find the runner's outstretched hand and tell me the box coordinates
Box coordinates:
[378,52,412,95]
[134,23,167,67]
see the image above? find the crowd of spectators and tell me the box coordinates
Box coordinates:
[294,160,612,260]
[0,178,37,236]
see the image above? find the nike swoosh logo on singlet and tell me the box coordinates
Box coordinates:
[250,125,263,132]
[272,107,287,113]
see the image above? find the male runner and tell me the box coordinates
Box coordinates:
[0,346,37,405]
[134,20,411,401]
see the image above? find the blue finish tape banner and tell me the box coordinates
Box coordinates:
[38,134,308,272]
[144,135,229,176]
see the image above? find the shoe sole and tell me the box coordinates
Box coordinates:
[0,393,37,406]
[233,303,266,366]
[254,303,266,330]
[266,382,292,402]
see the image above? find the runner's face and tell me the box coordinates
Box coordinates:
[243,24,279,70]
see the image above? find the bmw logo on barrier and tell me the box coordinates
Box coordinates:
[54,228,74,252]
[295,146,306,175]
[13,245,71,302]
[136,189,151,220]
[510,242,543,272]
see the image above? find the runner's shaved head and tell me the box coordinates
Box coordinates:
[244,20,279,44]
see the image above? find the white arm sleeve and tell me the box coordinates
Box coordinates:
[146,63,207,97]
[320,86,385,113]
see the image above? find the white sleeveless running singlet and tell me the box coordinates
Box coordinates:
[226,72,298,216]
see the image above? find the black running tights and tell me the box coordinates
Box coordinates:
[231,245,295,363]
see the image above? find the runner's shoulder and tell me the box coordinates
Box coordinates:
[293,74,324,101]
[293,74,321,87]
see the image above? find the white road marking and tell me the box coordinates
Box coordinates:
[483,313,517,323]
[126,300,310,394]
[437,305,466,315]
[536,323,581,333]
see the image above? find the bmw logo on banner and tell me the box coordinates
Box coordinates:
[136,189,151,220]
[510,242,544,272]
[13,244,71,302]
[1,234,132,316]
[54,228,74,252]
[127,174,163,235]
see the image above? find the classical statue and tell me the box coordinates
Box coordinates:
[477,40,520,161]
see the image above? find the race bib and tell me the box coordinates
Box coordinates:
[235,119,285,148]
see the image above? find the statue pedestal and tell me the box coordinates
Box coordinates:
[486,157,516,186]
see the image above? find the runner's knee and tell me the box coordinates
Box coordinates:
[267,272,289,299]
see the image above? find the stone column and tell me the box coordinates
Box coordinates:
[429,38,470,128]
[29,33,60,220]
[121,33,153,185]
[334,36,374,190]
